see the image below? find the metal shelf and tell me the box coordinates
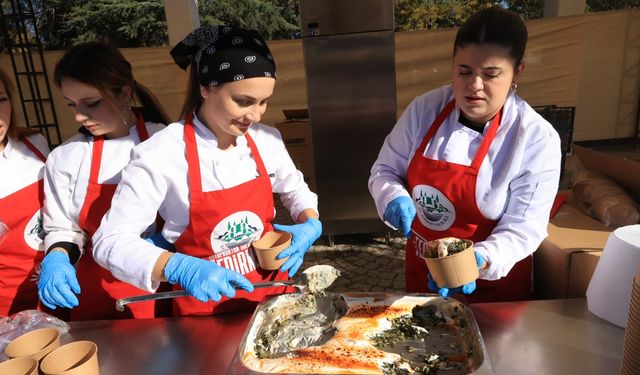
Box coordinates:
[0,0,61,149]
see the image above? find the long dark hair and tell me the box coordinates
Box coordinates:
[454,6,528,67]
[178,63,201,121]
[1,68,40,142]
[54,41,171,126]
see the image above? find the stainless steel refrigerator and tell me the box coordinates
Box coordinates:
[299,0,397,236]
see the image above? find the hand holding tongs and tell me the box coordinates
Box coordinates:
[115,280,297,312]
[115,265,340,312]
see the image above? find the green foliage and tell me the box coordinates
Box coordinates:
[36,0,83,50]
[586,0,640,11]
[31,0,168,49]
[504,0,545,19]
[198,0,299,40]
[1,0,638,51]
[51,0,167,48]
[394,0,499,32]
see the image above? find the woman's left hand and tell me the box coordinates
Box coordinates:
[273,218,323,277]
[37,251,81,309]
[427,251,486,297]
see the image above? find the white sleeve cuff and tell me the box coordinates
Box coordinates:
[474,245,508,281]
[44,232,87,254]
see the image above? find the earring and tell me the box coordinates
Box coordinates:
[511,82,518,94]
[122,102,131,128]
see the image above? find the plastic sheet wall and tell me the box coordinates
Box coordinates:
[1,9,637,143]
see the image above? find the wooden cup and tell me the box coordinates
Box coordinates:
[39,341,99,375]
[0,356,38,375]
[5,327,61,361]
[253,231,292,270]
[423,240,479,289]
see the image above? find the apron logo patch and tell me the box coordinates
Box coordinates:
[210,211,264,275]
[24,210,45,251]
[412,185,456,231]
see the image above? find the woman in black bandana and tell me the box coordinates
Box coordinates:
[93,26,321,316]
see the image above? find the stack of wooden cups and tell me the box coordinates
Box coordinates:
[621,274,640,375]
[1,327,99,375]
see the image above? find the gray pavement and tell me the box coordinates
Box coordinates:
[274,196,407,293]
[300,234,407,293]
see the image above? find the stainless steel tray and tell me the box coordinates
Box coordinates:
[229,292,494,374]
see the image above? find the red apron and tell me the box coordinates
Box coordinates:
[405,99,532,303]
[72,113,156,320]
[172,114,292,316]
[0,139,46,316]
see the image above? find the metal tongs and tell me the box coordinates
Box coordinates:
[115,265,340,312]
[115,280,297,312]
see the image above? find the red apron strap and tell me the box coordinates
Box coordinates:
[244,134,268,178]
[88,115,147,185]
[134,110,149,141]
[183,113,203,193]
[416,99,456,155]
[21,138,46,162]
[469,107,503,171]
[89,136,105,185]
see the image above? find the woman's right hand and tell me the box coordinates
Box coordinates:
[383,196,416,238]
[37,251,81,309]
[163,253,254,302]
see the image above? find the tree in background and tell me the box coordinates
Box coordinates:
[38,0,167,49]
[587,0,640,11]
[0,0,638,51]
[504,0,545,20]
[35,0,82,50]
[394,0,496,32]
[25,0,297,49]
[198,0,299,40]
[271,0,300,37]
[394,0,638,32]
[502,0,638,19]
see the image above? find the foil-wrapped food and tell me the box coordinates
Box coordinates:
[236,292,492,374]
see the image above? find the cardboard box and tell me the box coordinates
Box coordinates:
[535,201,610,299]
[569,251,601,297]
[573,144,640,202]
[534,146,640,300]
[274,120,313,162]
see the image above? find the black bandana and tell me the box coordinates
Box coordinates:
[170,25,276,87]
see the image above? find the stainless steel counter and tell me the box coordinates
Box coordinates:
[470,299,624,375]
[63,298,623,374]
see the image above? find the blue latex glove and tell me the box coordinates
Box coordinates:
[163,252,254,302]
[427,251,486,298]
[37,251,80,309]
[383,196,416,239]
[273,218,322,277]
[144,233,175,251]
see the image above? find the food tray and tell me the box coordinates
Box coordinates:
[228,292,494,374]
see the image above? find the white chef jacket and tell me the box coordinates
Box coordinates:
[43,122,165,253]
[0,134,49,198]
[93,114,319,291]
[369,86,561,280]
